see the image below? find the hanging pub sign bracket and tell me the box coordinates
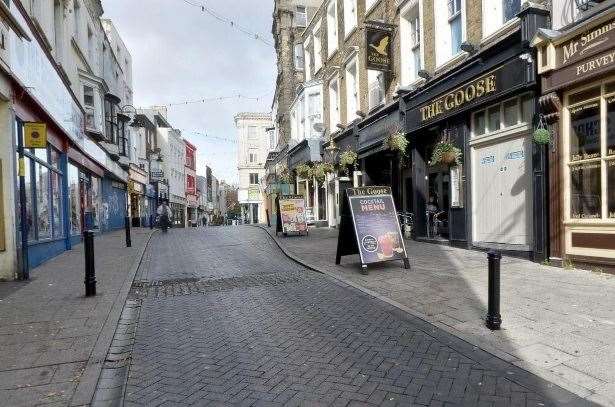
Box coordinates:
[335,186,410,273]
[276,194,308,237]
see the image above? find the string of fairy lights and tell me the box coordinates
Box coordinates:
[180,0,274,47]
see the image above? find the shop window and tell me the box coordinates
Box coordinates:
[503,99,518,127]
[487,105,500,132]
[91,176,102,229]
[607,96,615,156]
[570,162,601,219]
[569,101,600,162]
[609,161,615,218]
[14,124,65,242]
[473,111,486,136]
[68,163,81,235]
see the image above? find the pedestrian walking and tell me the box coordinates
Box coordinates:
[156,200,172,233]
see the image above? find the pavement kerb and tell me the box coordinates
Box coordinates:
[70,229,156,407]
[252,224,600,402]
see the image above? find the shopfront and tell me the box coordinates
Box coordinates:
[288,138,326,226]
[534,11,615,267]
[403,6,548,260]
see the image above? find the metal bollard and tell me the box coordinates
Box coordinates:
[84,231,96,297]
[125,216,132,248]
[485,250,502,330]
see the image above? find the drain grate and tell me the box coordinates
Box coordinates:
[131,271,308,299]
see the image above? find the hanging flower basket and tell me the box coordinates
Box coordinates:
[279,169,293,183]
[313,162,335,184]
[339,149,358,168]
[429,142,462,167]
[533,128,551,145]
[295,163,312,179]
[384,132,409,155]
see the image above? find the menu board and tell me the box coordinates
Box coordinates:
[279,195,308,234]
[336,186,409,270]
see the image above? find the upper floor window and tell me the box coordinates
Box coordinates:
[400,3,421,85]
[294,43,304,70]
[343,0,357,37]
[104,99,118,143]
[366,0,377,12]
[368,70,385,110]
[313,23,323,73]
[448,0,462,55]
[304,40,312,81]
[249,173,259,184]
[329,77,340,131]
[307,90,322,138]
[435,0,464,66]
[83,86,94,108]
[471,93,533,137]
[327,1,338,56]
[73,0,81,41]
[483,0,521,38]
[294,6,307,27]
[345,55,359,123]
[247,126,258,144]
[249,151,258,163]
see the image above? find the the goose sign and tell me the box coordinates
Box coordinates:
[366,26,391,71]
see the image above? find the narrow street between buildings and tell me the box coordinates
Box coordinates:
[115,226,590,406]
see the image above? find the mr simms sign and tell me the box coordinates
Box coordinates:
[366,26,392,71]
[544,16,615,92]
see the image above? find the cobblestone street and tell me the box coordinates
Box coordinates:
[122,227,591,406]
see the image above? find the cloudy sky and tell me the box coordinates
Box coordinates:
[102,0,276,183]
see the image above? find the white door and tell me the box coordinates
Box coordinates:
[473,141,501,243]
[472,134,532,246]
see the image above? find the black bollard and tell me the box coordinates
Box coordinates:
[485,250,502,330]
[84,231,96,297]
[124,216,132,247]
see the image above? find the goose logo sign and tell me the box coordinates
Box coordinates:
[366,26,391,71]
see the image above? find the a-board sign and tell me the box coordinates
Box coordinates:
[276,195,308,236]
[336,186,409,271]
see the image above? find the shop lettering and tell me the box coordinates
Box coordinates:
[368,54,390,65]
[576,50,615,76]
[562,19,615,65]
[359,198,385,212]
[420,75,497,122]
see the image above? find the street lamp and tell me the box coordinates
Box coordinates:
[324,137,340,165]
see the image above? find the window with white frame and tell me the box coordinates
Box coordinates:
[565,83,615,220]
[294,43,304,70]
[368,70,385,109]
[329,77,341,131]
[313,23,323,73]
[294,5,307,27]
[345,55,359,122]
[471,93,533,137]
[343,0,357,37]
[434,0,464,66]
[307,90,322,138]
[366,0,377,12]
[400,3,421,85]
[327,1,338,56]
[482,0,521,38]
[304,41,312,81]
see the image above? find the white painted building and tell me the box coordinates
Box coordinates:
[158,127,187,227]
[234,112,272,224]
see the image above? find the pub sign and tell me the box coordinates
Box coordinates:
[366,26,392,71]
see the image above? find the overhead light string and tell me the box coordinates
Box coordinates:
[180,0,274,47]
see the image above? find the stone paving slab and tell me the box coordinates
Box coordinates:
[124,227,592,407]
[0,228,153,406]
[258,225,615,407]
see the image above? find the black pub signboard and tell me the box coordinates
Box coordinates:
[336,186,409,272]
[365,26,392,72]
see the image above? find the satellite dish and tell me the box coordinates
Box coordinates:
[313,123,326,133]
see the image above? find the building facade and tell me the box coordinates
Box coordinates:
[184,140,198,226]
[235,112,273,224]
[0,0,137,280]
[533,0,615,269]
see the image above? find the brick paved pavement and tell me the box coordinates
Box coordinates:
[124,226,592,406]
[0,228,153,406]
[259,226,615,406]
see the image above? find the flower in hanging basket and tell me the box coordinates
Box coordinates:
[312,163,335,183]
[295,163,312,179]
[533,128,551,145]
[384,132,409,155]
[279,168,293,183]
[429,142,462,167]
[339,149,358,168]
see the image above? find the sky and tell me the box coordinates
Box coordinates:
[102,0,276,183]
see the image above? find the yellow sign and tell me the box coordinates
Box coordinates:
[24,122,47,148]
[420,73,498,122]
[18,158,25,177]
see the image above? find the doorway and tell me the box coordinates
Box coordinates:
[426,167,450,240]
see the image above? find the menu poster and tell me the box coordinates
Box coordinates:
[336,186,409,271]
[277,195,308,235]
